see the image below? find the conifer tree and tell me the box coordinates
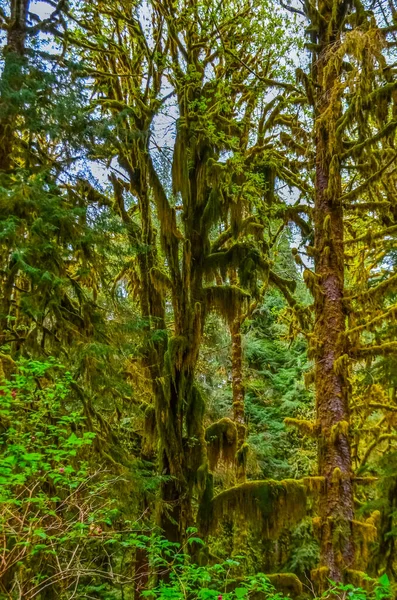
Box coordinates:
[283,0,397,581]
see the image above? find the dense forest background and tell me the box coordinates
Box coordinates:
[1,0,397,598]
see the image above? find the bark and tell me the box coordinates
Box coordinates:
[0,1,30,345]
[313,11,354,580]
[0,0,30,171]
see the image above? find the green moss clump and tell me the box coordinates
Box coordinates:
[330,420,349,443]
[267,573,303,597]
[236,442,249,467]
[311,566,329,592]
[205,418,237,471]
[285,418,319,437]
[345,569,371,590]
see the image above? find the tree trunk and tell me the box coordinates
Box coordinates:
[0,1,30,345]
[0,0,30,171]
[231,315,246,483]
[313,26,354,580]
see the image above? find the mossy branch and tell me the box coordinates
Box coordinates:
[352,341,397,359]
[340,153,397,204]
[284,417,319,437]
[200,479,306,538]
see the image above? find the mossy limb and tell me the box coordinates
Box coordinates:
[201,479,306,538]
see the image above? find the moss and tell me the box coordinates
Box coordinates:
[312,516,322,538]
[353,476,378,485]
[304,369,315,386]
[236,442,249,467]
[352,519,378,570]
[345,569,371,590]
[197,472,214,530]
[186,385,208,491]
[0,353,16,380]
[166,336,188,379]
[267,573,303,598]
[303,476,325,494]
[332,467,342,484]
[366,510,380,527]
[330,420,349,443]
[205,418,237,471]
[201,479,306,538]
[285,418,319,437]
[354,341,397,359]
[150,267,173,294]
[205,285,250,324]
[311,566,329,591]
[144,404,157,453]
[333,353,349,376]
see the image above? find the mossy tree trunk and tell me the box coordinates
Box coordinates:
[312,1,354,580]
[231,314,246,483]
[0,0,30,346]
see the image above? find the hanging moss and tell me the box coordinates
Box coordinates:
[186,384,208,492]
[201,188,222,233]
[236,442,249,467]
[352,519,378,570]
[205,418,238,471]
[200,479,306,538]
[150,267,173,295]
[0,353,16,380]
[205,285,250,324]
[143,404,157,453]
[303,476,325,494]
[330,420,349,443]
[284,417,319,437]
[165,336,189,380]
[334,354,349,376]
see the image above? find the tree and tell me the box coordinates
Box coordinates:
[284,0,397,582]
[68,0,300,542]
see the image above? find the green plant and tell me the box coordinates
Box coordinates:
[0,359,119,598]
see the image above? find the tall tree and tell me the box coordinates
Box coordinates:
[285,0,397,581]
[69,0,301,542]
